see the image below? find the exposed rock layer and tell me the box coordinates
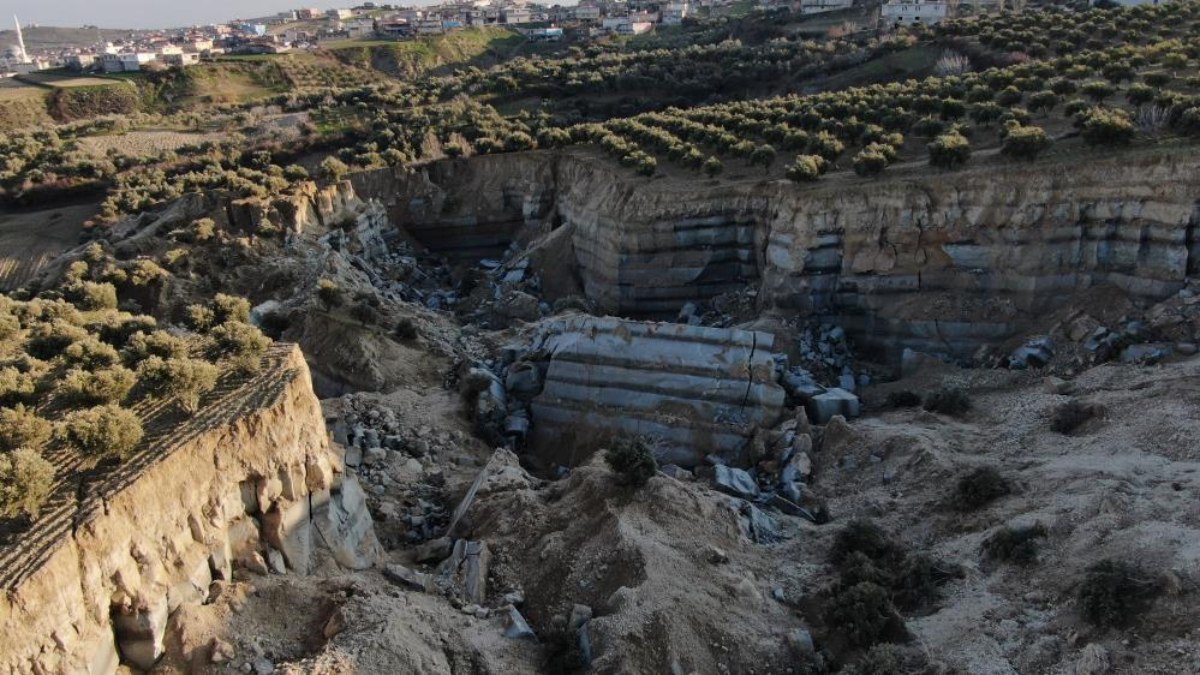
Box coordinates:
[0,346,379,674]
[358,149,1200,360]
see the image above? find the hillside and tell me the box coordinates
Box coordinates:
[324,27,531,79]
[0,26,147,51]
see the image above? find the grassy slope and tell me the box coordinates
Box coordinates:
[325,27,526,78]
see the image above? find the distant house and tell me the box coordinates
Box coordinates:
[344,18,376,37]
[526,26,564,41]
[66,54,96,70]
[296,8,322,20]
[799,0,854,13]
[501,6,533,24]
[661,2,690,24]
[573,4,602,20]
[378,21,412,38]
[881,0,949,25]
[188,38,214,52]
[159,52,201,67]
[327,8,355,20]
[416,18,446,34]
[99,52,156,73]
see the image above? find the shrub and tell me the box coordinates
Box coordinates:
[25,321,88,360]
[1050,400,1098,434]
[351,297,380,326]
[825,582,896,648]
[0,448,55,520]
[212,293,251,324]
[191,218,216,242]
[60,366,137,405]
[61,338,121,370]
[1002,124,1051,160]
[0,404,53,453]
[1125,83,1156,106]
[186,304,216,332]
[66,281,118,311]
[122,330,189,366]
[702,156,723,178]
[317,279,345,309]
[208,321,270,373]
[809,131,845,162]
[923,386,971,416]
[952,466,1011,512]
[829,520,907,567]
[1176,107,1200,136]
[60,404,144,462]
[749,144,776,171]
[840,644,927,675]
[137,356,219,412]
[1081,107,1135,146]
[885,391,922,408]
[604,436,658,488]
[1028,90,1060,113]
[394,317,419,341]
[319,156,350,183]
[785,154,827,182]
[928,131,970,169]
[1080,80,1115,102]
[0,367,39,407]
[982,523,1047,566]
[0,312,18,341]
[852,146,890,177]
[1077,559,1162,628]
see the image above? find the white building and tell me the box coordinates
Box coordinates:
[574,4,602,20]
[327,8,354,20]
[881,0,949,25]
[603,17,654,34]
[501,6,533,23]
[799,0,854,14]
[661,2,690,24]
[100,52,156,73]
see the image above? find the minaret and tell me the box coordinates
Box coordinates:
[14,15,27,62]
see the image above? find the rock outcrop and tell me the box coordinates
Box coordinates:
[0,345,380,675]
[355,149,1200,362]
[522,317,787,466]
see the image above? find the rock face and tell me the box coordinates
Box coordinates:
[0,345,380,674]
[525,317,787,466]
[356,150,1200,362]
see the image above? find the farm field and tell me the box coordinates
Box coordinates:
[0,204,91,291]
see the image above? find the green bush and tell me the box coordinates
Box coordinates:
[1080,80,1115,102]
[1077,559,1162,627]
[952,466,1011,512]
[825,582,896,648]
[317,279,345,310]
[60,404,144,462]
[0,447,55,520]
[0,404,53,453]
[25,321,89,360]
[785,154,827,182]
[809,131,845,162]
[65,281,118,311]
[852,146,890,177]
[212,293,251,324]
[1081,107,1135,146]
[60,366,137,405]
[122,330,189,366]
[1177,107,1200,136]
[604,436,659,488]
[61,337,121,370]
[928,130,971,169]
[208,321,270,373]
[982,523,1047,566]
[1001,124,1051,160]
[137,356,219,413]
[0,367,39,407]
[829,520,907,567]
[923,385,971,416]
[702,156,723,178]
[319,156,350,183]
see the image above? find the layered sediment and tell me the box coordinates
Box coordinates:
[358,149,1200,360]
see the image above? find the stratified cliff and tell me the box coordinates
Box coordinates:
[354,148,1199,360]
[0,345,379,675]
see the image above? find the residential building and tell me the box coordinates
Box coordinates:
[160,52,201,67]
[66,54,96,70]
[416,18,446,34]
[573,4,602,20]
[661,1,690,24]
[603,16,654,34]
[327,8,355,20]
[188,38,214,52]
[799,0,854,13]
[526,26,564,40]
[502,6,533,23]
[881,0,949,25]
[296,8,322,20]
[378,21,412,38]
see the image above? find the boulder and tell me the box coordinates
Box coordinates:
[713,465,759,500]
[807,388,860,424]
[504,607,536,640]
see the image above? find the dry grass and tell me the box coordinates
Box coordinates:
[75,130,225,157]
